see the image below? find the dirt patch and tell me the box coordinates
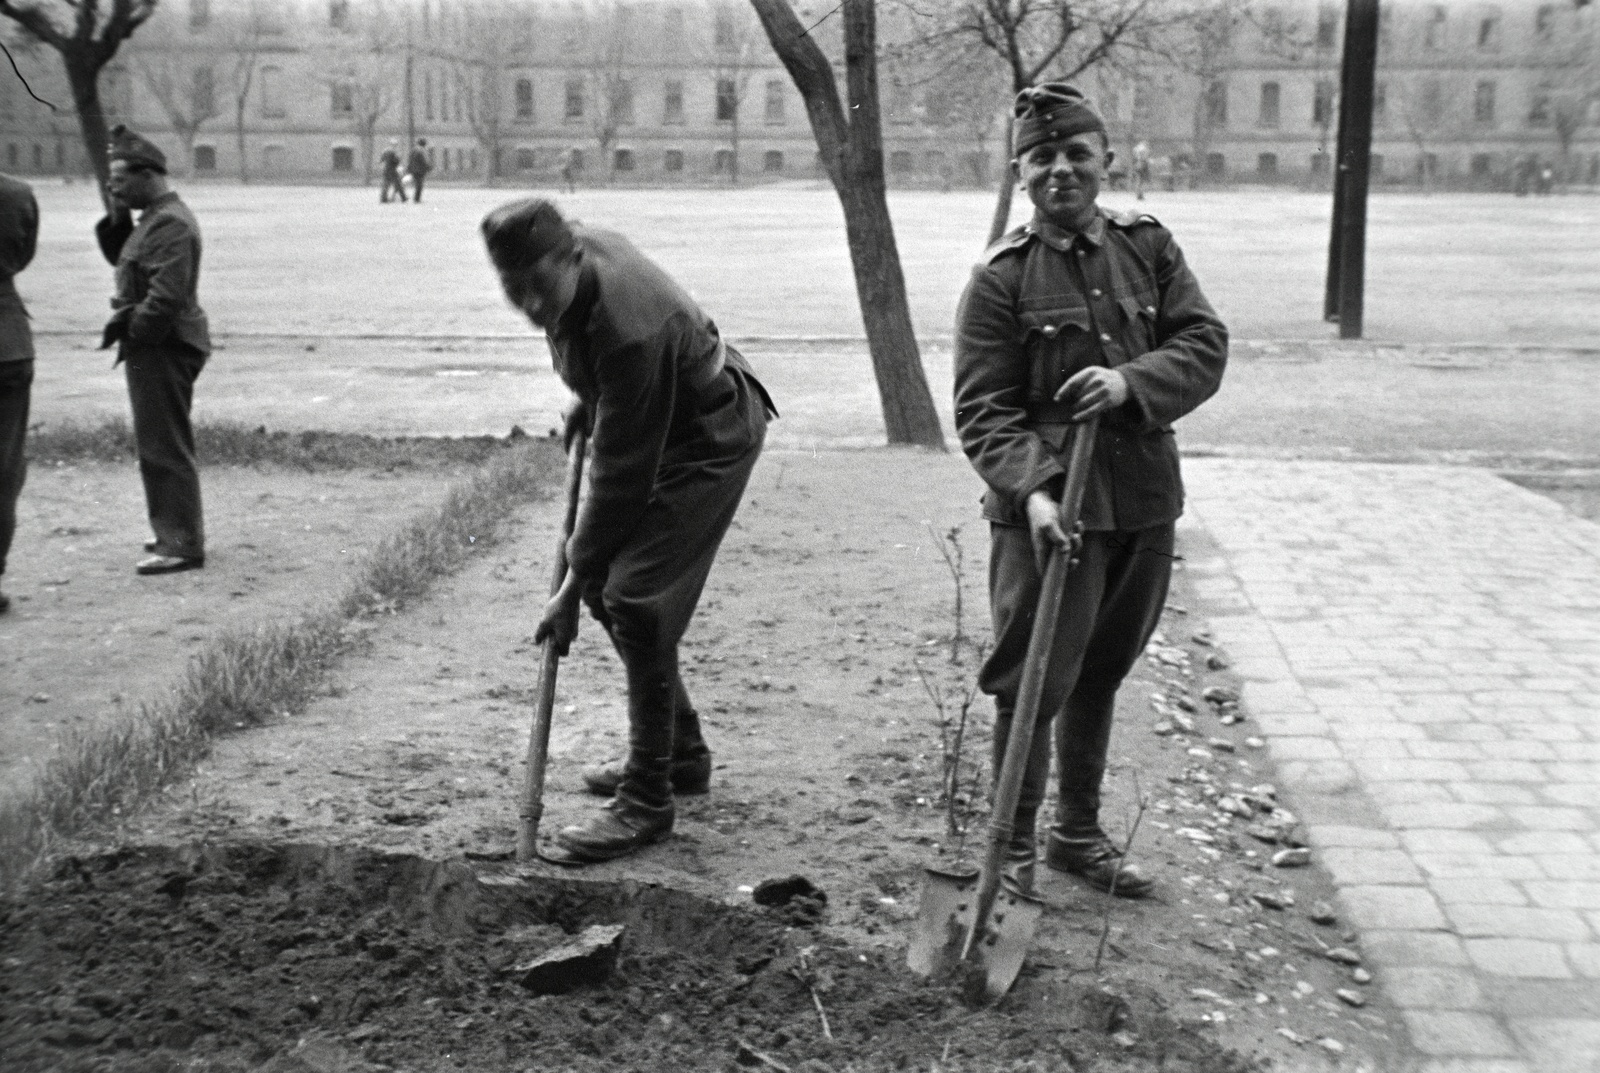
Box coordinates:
[0,841,1260,1073]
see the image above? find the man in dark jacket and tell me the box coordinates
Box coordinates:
[407,138,431,203]
[0,172,37,614]
[482,198,775,863]
[379,139,407,203]
[954,84,1227,897]
[96,125,212,575]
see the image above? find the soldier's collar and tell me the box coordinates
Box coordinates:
[554,251,598,340]
[1028,211,1105,250]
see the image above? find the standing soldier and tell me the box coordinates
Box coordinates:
[954,85,1227,897]
[481,199,775,863]
[0,171,38,613]
[96,125,212,576]
[379,138,408,203]
[407,138,432,203]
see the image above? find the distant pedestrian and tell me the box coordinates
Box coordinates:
[0,172,38,614]
[954,84,1227,899]
[407,138,432,203]
[560,151,578,194]
[379,138,407,203]
[481,198,776,864]
[95,125,211,576]
[1132,140,1151,200]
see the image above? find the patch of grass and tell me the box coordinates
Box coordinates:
[28,416,535,470]
[0,440,561,890]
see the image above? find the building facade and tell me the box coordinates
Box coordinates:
[0,0,1595,189]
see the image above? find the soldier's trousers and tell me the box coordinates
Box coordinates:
[0,359,30,577]
[580,367,768,815]
[981,521,1175,851]
[122,341,207,560]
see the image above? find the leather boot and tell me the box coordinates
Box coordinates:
[581,676,712,796]
[556,658,675,863]
[991,706,1051,895]
[1044,827,1153,898]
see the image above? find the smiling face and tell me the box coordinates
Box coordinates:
[1014,132,1113,233]
[499,246,582,330]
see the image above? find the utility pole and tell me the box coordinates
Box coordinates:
[1323,0,1380,338]
[404,2,417,148]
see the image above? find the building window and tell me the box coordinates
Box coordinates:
[1535,4,1556,40]
[564,78,584,121]
[613,148,635,172]
[1477,13,1499,49]
[611,79,635,125]
[713,148,737,174]
[254,0,286,34]
[763,149,783,172]
[1528,89,1552,127]
[511,147,533,171]
[715,78,737,122]
[1205,152,1225,177]
[663,80,685,123]
[194,145,216,171]
[1420,79,1443,125]
[262,144,285,173]
[329,0,349,29]
[1470,153,1493,178]
[924,149,946,176]
[260,66,284,117]
[889,149,913,174]
[764,79,785,124]
[515,79,534,121]
[1310,151,1329,176]
[1203,80,1227,129]
[1474,80,1496,125]
[332,146,354,171]
[331,82,354,116]
[1258,81,1280,128]
[662,5,684,41]
[887,80,915,123]
[713,9,735,50]
[1316,3,1339,49]
[189,0,210,30]
[1423,5,1446,50]
[193,66,215,115]
[1313,79,1335,127]
[1257,152,1278,178]
[664,148,684,173]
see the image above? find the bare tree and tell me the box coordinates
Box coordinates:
[136,54,223,178]
[567,0,636,183]
[749,0,944,449]
[705,0,765,185]
[455,0,516,186]
[327,10,402,186]
[0,0,156,205]
[220,11,267,184]
[918,56,1007,185]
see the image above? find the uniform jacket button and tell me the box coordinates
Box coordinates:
[1099,332,1112,342]
[1146,305,1157,314]
[1042,325,1058,337]
[1090,288,1103,297]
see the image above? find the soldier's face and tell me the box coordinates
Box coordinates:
[108,160,161,209]
[1014,133,1110,231]
[505,248,580,330]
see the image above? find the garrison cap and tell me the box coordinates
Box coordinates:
[1012,83,1105,158]
[480,198,577,274]
[107,124,167,173]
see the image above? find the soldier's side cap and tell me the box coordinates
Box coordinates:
[480,198,576,273]
[1012,83,1106,158]
[107,124,167,173]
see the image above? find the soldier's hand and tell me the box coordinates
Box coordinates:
[1054,367,1129,421]
[1025,491,1085,575]
[534,575,583,657]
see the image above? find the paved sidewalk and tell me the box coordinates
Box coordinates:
[1184,459,1600,1073]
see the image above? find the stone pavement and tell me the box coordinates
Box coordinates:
[1183,459,1600,1073]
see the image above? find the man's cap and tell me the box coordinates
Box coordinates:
[107,124,167,173]
[481,198,576,273]
[1012,83,1106,158]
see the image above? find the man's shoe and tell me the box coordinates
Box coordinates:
[581,754,711,797]
[554,801,673,863]
[136,554,204,576]
[1045,839,1154,898]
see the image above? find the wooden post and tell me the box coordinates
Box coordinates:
[1328,0,1380,339]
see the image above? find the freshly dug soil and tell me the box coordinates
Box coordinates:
[0,842,1257,1073]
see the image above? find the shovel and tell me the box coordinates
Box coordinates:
[908,415,1100,1001]
[515,427,589,862]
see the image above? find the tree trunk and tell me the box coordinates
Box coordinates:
[65,54,114,209]
[235,103,251,184]
[986,115,1015,244]
[748,0,944,449]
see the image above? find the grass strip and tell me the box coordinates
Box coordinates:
[29,416,534,470]
[0,440,561,891]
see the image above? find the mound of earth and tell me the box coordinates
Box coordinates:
[0,842,1258,1073]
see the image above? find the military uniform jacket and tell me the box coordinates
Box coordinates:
[953,208,1226,532]
[96,192,212,356]
[0,174,37,363]
[548,225,773,579]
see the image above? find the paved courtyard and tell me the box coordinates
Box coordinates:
[1185,459,1600,1073]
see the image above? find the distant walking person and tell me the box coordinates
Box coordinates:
[0,172,38,613]
[1132,140,1152,200]
[96,125,211,576]
[560,151,578,194]
[407,138,432,203]
[379,138,408,203]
